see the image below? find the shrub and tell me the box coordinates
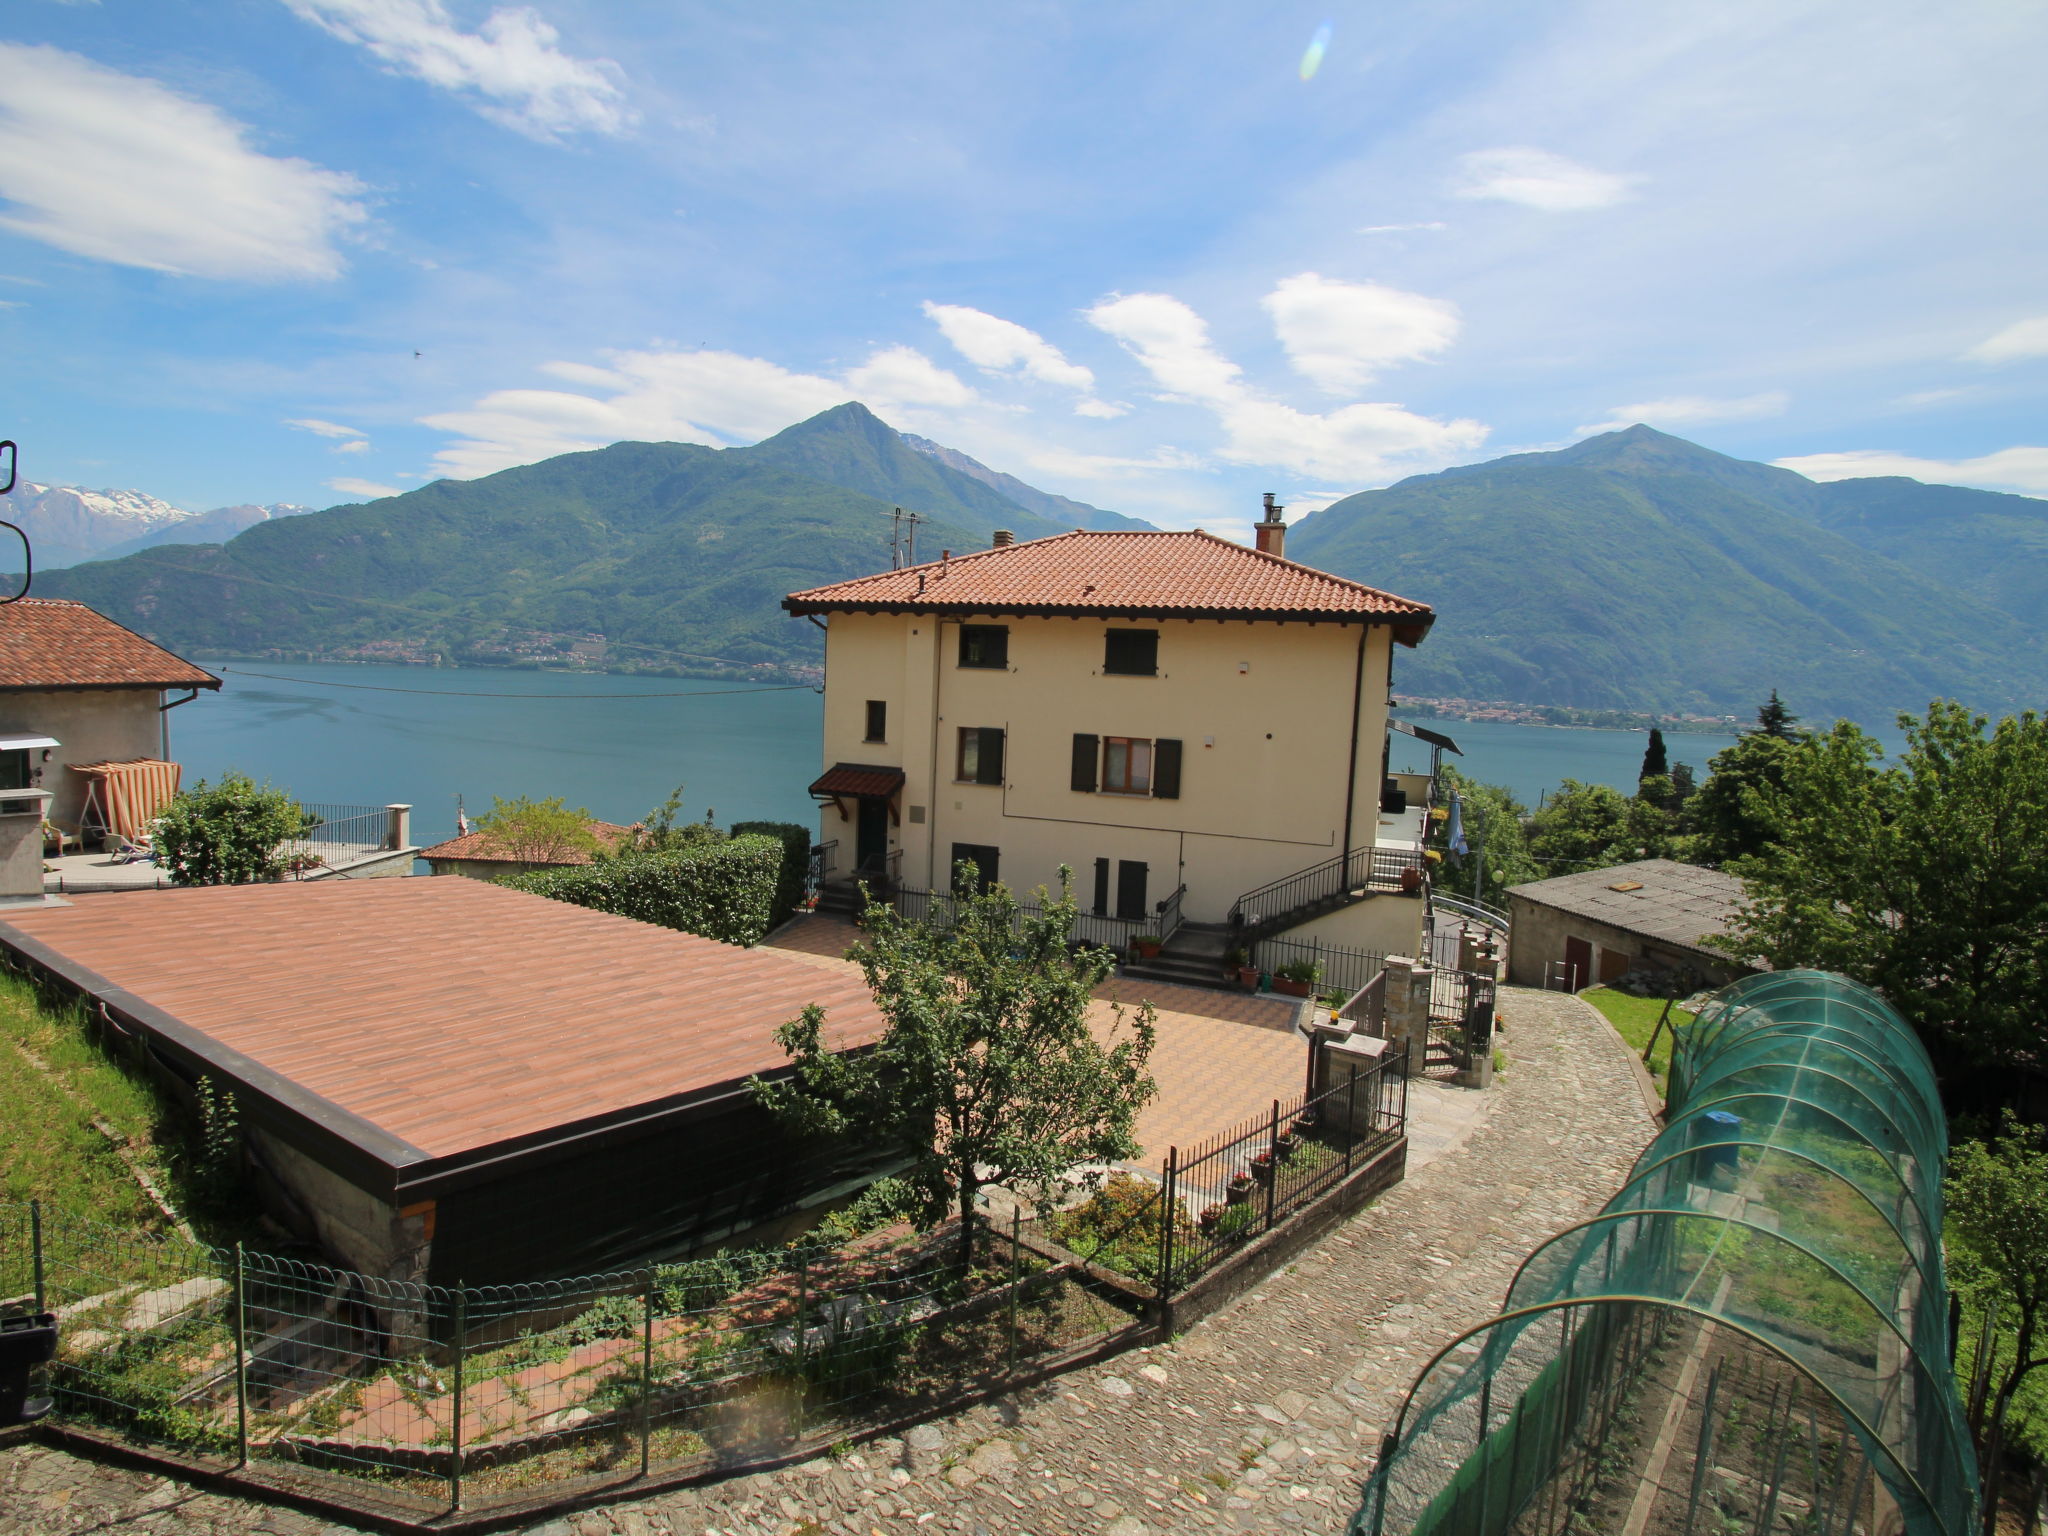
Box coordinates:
[151,773,308,886]
[728,820,813,930]
[1047,1171,1190,1282]
[1274,959,1323,985]
[813,1177,917,1244]
[500,834,784,946]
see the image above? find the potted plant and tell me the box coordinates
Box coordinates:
[1221,946,1258,989]
[1130,933,1163,960]
[1249,1149,1277,1185]
[1274,1127,1299,1158]
[1216,1203,1256,1244]
[1198,1203,1225,1233]
[1272,959,1321,998]
[1225,1171,1255,1205]
[1399,864,1424,894]
[1291,1110,1319,1138]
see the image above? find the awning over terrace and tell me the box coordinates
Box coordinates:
[67,758,181,840]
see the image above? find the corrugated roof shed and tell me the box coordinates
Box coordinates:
[1505,858,1749,957]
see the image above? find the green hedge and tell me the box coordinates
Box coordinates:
[727,820,813,931]
[500,834,784,947]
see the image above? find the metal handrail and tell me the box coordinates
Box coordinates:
[1153,883,1188,945]
[1433,892,1508,934]
[1228,845,1425,939]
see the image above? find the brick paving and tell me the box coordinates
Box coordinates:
[0,986,1653,1536]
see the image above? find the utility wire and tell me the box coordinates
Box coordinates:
[218,666,817,700]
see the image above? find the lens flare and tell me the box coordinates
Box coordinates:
[1300,21,1332,81]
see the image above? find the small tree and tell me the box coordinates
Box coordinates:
[474,794,598,863]
[754,864,1158,1271]
[1755,688,1801,739]
[1639,728,1669,785]
[1948,1114,2048,1532]
[1687,730,1803,864]
[152,773,309,886]
[1433,765,1538,905]
[609,783,723,857]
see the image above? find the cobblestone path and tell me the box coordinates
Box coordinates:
[0,988,1654,1536]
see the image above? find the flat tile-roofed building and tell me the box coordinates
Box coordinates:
[0,878,889,1285]
[1505,857,1762,992]
[784,516,1443,965]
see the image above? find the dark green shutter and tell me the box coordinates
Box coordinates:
[1071,733,1098,792]
[978,728,1005,785]
[1092,857,1110,914]
[1153,738,1182,799]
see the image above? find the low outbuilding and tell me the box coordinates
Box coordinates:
[0,878,890,1287]
[1504,857,1762,993]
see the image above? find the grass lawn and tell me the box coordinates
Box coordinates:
[1581,986,1693,1098]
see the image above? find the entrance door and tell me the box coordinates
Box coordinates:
[1116,859,1149,921]
[855,798,889,874]
[1562,936,1592,992]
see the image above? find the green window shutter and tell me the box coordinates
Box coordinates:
[1071,733,1098,793]
[1153,738,1182,799]
[978,728,1006,785]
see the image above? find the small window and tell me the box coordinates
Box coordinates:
[1103,629,1158,676]
[956,726,1006,785]
[951,843,1000,893]
[1102,736,1153,795]
[959,625,1009,669]
[864,700,887,742]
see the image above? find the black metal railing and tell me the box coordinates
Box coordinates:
[1228,845,1427,940]
[881,881,1183,956]
[1251,935,1387,999]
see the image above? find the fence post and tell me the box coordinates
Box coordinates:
[1006,1205,1021,1371]
[29,1200,44,1315]
[232,1242,249,1469]
[448,1287,466,1513]
[793,1249,809,1434]
[1158,1148,1179,1306]
[640,1272,655,1479]
[1263,1101,1280,1234]
[1344,1068,1358,1176]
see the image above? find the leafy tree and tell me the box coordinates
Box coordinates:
[1525,779,1677,875]
[1668,760,1697,805]
[1433,765,1538,905]
[1639,728,1669,784]
[603,783,723,858]
[1714,702,2048,1085]
[152,773,310,886]
[754,864,1158,1271]
[1756,688,1801,739]
[475,794,598,863]
[1688,732,1803,864]
[1948,1114,2048,1531]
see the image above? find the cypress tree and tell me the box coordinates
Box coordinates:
[1640,727,1669,783]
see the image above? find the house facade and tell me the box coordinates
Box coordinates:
[784,507,1441,964]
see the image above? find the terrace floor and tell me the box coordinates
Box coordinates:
[41,841,395,895]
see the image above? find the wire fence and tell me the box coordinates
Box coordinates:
[0,1200,1142,1520]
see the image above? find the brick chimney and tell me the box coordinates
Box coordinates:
[992,529,1014,547]
[1254,493,1287,558]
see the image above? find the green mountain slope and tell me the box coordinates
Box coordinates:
[1290,427,2048,720]
[1808,476,2048,630]
[898,433,1153,531]
[39,437,988,674]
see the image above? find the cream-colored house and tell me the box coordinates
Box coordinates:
[784,506,1444,977]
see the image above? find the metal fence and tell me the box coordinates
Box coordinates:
[0,1200,1141,1521]
[1229,846,1427,939]
[281,803,394,877]
[1251,935,1386,998]
[885,881,1183,955]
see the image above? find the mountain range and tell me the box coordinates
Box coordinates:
[4,483,310,570]
[1290,424,2048,719]
[32,408,2048,720]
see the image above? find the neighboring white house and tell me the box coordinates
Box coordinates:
[784,505,1445,974]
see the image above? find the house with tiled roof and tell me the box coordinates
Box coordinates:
[0,599,219,859]
[785,501,1450,981]
[419,818,639,880]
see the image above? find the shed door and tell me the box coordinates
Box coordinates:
[1562,936,1592,992]
[1598,946,1631,984]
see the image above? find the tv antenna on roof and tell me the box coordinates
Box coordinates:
[887,505,927,570]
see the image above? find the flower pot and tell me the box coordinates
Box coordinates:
[1250,1154,1276,1186]
[1291,1111,1319,1136]
[1236,965,1260,990]
[1399,866,1424,895]
[1132,939,1162,960]
[1274,1131,1299,1158]
[1226,1173,1255,1205]
[1198,1204,1224,1232]
[1273,977,1311,998]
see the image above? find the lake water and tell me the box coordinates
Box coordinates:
[173,661,1843,844]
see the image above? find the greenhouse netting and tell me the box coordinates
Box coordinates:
[1349,970,1978,1536]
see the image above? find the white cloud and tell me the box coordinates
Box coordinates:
[286,417,365,439]
[423,344,976,478]
[327,477,403,499]
[1451,147,1636,211]
[1893,387,1972,410]
[844,345,976,408]
[1965,315,2048,364]
[1772,446,2048,496]
[922,301,1127,416]
[1022,446,1206,480]
[1086,290,1486,482]
[0,44,368,281]
[332,438,371,454]
[1575,391,1789,435]
[283,0,631,139]
[1263,272,1460,392]
[1358,222,1446,235]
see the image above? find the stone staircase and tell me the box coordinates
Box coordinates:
[1119,920,1237,990]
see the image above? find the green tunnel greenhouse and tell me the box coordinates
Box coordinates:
[1349,970,1979,1536]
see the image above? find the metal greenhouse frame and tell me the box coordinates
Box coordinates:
[1350,970,1979,1536]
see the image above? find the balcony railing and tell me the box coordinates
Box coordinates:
[1228,845,1426,940]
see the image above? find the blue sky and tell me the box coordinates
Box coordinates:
[2,0,2044,536]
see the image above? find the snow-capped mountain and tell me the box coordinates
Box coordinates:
[2,483,310,569]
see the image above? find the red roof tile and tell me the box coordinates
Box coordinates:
[0,599,220,691]
[418,820,637,864]
[809,764,906,799]
[784,530,1432,626]
[0,879,886,1175]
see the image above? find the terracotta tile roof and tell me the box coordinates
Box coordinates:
[0,879,886,1179]
[809,764,906,799]
[418,819,637,864]
[0,599,220,692]
[784,530,1433,627]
